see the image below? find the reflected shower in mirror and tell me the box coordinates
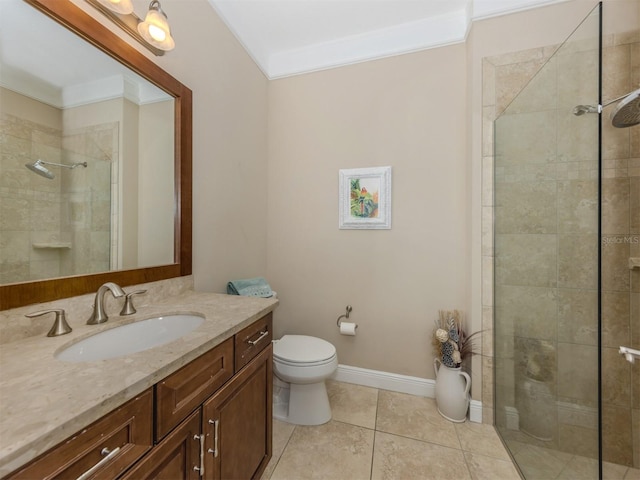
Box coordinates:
[0,0,175,285]
[25,160,88,180]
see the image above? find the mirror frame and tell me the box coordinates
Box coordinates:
[0,0,192,310]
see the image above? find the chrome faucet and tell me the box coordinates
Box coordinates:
[87,282,125,325]
[25,309,73,337]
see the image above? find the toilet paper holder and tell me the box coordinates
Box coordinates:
[336,305,357,329]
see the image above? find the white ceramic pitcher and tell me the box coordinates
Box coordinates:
[433,358,471,422]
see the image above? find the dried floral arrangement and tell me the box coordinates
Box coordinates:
[432,310,481,368]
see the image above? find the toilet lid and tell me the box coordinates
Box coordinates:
[273,335,336,363]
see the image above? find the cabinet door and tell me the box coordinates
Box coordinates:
[203,344,272,480]
[120,410,202,480]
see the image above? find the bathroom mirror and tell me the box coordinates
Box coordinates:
[0,0,192,309]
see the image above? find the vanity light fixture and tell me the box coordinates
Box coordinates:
[137,0,175,52]
[85,0,174,56]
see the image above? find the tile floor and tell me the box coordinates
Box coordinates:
[262,381,519,480]
[261,381,640,480]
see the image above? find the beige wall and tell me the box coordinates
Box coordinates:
[0,88,61,129]
[266,45,469,379]
[138,100,174,267]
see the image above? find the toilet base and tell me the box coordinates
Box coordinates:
[273,378,332,426]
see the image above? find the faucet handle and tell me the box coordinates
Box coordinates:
[25,309,73,337]
[120,290,147,316]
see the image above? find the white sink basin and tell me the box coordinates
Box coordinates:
[55,314,205,362]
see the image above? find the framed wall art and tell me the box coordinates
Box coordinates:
[339,166,392,229]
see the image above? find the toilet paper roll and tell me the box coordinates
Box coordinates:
[339,322,357,336]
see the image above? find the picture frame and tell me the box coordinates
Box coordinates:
[339,166,392,229]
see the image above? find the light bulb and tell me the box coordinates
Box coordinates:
[148,24,166,42]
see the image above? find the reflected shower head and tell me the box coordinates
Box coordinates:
[572,104,600,116]
[610,88,640,128]
[24,159,88,180]
[25,159,54,179]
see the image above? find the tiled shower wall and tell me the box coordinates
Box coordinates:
[600,30,640,469]
[0,114,65,283]
[0,114,115,284]
[482,31,640,467]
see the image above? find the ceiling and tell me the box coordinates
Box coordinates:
[207,0,568,79]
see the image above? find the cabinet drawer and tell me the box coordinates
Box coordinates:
[235,313,273,371]
[156,337,234,440]
[8,389,153,480]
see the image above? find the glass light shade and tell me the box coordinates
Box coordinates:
[137,3,175,51]
[95,0,134,15]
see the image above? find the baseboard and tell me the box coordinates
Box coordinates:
[332,364,482,423]
[469,400,482,423]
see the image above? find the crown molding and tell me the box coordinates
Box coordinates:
[210,0,570,79]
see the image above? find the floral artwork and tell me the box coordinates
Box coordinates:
[339,166,391,229]
[350,178,380,219]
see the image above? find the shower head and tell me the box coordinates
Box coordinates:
[24,159,88,180]
[573,89,640,128]
[573,104,600,116]
[25,160,55,179]
[610,88,640,128]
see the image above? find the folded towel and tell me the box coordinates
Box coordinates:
[227,277,274,298]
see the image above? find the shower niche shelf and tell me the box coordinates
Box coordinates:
[32,243,72,249]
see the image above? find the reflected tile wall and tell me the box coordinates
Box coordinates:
[483,29,640,469]
[0,114,63,283]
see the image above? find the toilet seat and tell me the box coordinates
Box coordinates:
[273,335,336,365]
[274,355,337,368]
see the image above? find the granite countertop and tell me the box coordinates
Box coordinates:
[0,291,278,477]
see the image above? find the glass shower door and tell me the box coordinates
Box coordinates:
[493,4,601,479]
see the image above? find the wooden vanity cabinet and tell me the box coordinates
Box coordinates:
[7,388,153,480]
[126,344,273,480]
[5,314,273,480]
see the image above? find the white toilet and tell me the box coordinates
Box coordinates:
[272,335,338,425]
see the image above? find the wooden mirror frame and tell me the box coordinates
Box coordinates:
[0,0,192,310]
